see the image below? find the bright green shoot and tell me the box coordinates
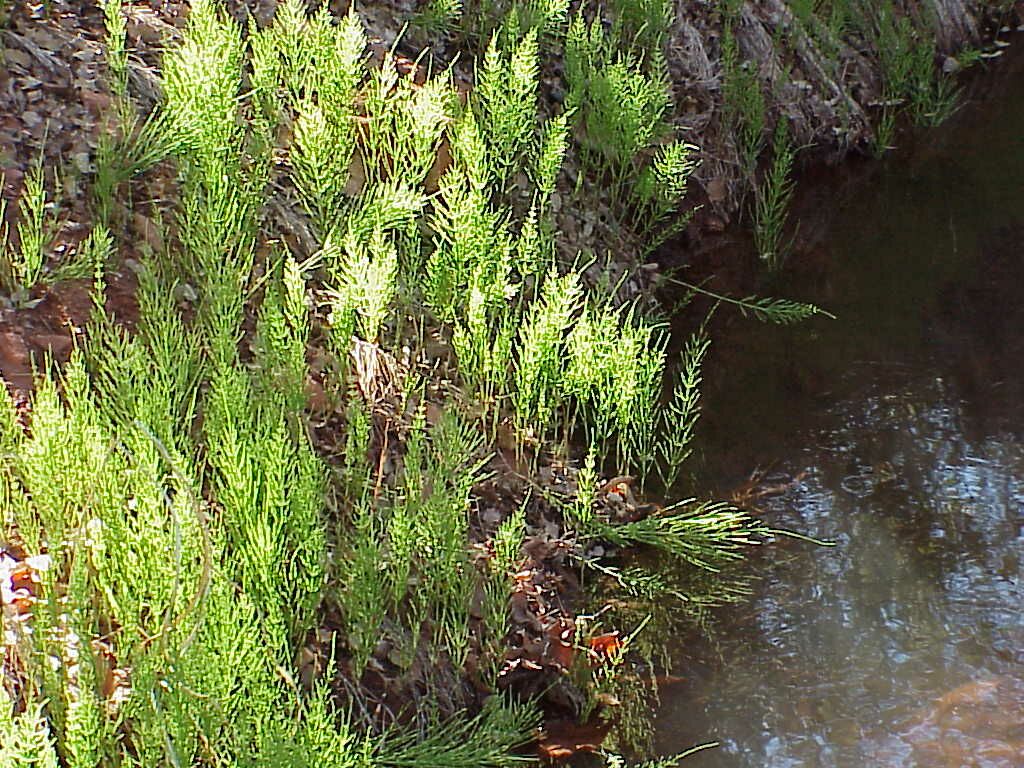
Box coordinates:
[755,118,798,268]
[101,0,128,98]
[4,163,53,292]
[513,268,582,439]
[476,28,539,184]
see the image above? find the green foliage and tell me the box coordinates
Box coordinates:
[569,450,599,530]
[204,354,327,655]
[331,228,401,343]
[291,97,357,231]
[451,276,517,408]
[161,0,244,182]
[721,22,765,175]
[336,408,488,670]
[101,0,127,97]
[863,0,959,150]
[634,138,700,253]
[0,2,836,765]
[92,111,182,227]
[86,260,201,455]
[437,104,521,404]
[669,279,835,325]
[416,410,488,657]
[255,255,310,412]
[375,697,541,768]
[513,268,582,437]
[608,0,674,52]
[0,182,7,286]
[600,743,720,767]
[451,0,568,45]
[0,162,56,293]
[476,29,539,184]
[415,0,464,36]
[427,109,514,323]
[562,6,696,247]
[341,394,374,501]
[533,112,569,207]
[161,0,263,358]
[3,121,337,768]
[596,499,766,571]
[480,502,525,680]
[565,14,671,182]
[0,691,59,768]
[61,549,108,768]
[658,330,710,490]
[755,118,797,268]
[363,61,451,189]
[77,224,116,280]
[336,498,390,675]
[564,303,668,479]
[254,0,369,138]
[492,504,527,575]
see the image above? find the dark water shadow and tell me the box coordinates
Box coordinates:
[655,37,1024,768]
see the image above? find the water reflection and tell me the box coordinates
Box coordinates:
[658,375,1024,767]
[656,42,1024,768]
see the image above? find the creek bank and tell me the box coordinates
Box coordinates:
[666,0,1014,226]
[398,0,1023,281]
[0,2,1023,766]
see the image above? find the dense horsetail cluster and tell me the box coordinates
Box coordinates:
[0,0,972,765]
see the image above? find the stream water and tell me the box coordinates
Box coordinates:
[655,48,1024,768]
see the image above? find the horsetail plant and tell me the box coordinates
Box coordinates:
[415,0,464,36]
[336,498,390,676]
[427,110,512,322]
[634,138,700,255]
[564,302,668,482]
[666,278,835,325]
[334,228,400,343]
[658,330,710,490]
[513,268,582,441]
[608,0,673,52]
[533,112,570,214]
[291,98,357,232]
[0,0,836,763]
[564,9,677,216]
[501,0,570,42]
[160,0,244,184]
[755,118,798,269]
[476,28,539,184]
[595,499,767,572]
[480,502,527,680]
[2,161,54,293]
[721,21,766,178]
[451,273,517,418]
[569,450,599,531]
[101,0,128,99]
[0,692,60,768]
[616,317,668,488]
[361,58,451,189]
[269,0,312,101]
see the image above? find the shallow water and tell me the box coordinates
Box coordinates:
[655,44,1024,768]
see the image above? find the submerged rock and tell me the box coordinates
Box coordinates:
[870,677,1024,767]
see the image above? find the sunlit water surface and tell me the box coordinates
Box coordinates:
[655,43,1024,768]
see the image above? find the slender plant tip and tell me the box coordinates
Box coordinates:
[768,527,838,548]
